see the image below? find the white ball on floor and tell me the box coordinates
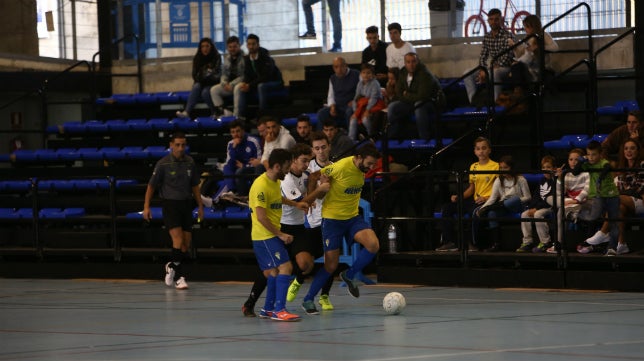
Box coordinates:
[382,292,406,315]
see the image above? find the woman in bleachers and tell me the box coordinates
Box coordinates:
[176,38,222,119]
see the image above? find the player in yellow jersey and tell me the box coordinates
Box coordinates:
[249,148,308,321]
[436,136,499,252]
[300,143,381,299]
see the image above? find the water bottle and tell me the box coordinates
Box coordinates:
[388,224,397,254]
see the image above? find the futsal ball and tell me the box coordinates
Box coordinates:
[382,292,406,315]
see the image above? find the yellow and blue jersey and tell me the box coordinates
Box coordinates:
[249,173,283,240]
[321,156,364,220]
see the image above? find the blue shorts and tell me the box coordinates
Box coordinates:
[321,216,370,251]
[252,237,291,271]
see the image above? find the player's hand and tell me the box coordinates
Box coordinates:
[142,207,151,221]
[316,181,330,193]
[294,201,309,212]
[279,232,294,244]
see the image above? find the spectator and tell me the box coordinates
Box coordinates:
[602,110,644,163]
[384,67,400,105]
[176,38,221,119]
[436,137,499,252]
[299,0,342,52]
[386,52,445,140]
[261,117,296,170]
[463,8,514,104]
[386,22,415,70]
[236,34,284,119]
[317,57,360,130]
[222,120,262,196]
[516,155,557,253]
[291,114,313,144]
[210,36,245,118]
[362,25,388,86]
[508,14,559,84]
[576,141,620,255]
[322,118,355,161]
[143,132,203,290]
[348,64,386,140]
[473,155,531,252]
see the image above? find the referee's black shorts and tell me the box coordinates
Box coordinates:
[162,199,194,231]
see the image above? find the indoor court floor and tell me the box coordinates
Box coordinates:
[1,277,643,361]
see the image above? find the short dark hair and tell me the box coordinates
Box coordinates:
[356,143,381,159]
[290,143,312,159]
[297,114,311,123]
[247,34,259,42]
[488,8,502,16]
[261,115,280,125]
[170,131,186,142]
[366,25,378,34]
[388,22,402,32]
[229,119,244,130]
[226,36,240,44]
[268,148,292,168]
[360,63,375,73]
[310,131,329,144]
[629,110,641,121]
[322,118,338,129]
[541,155,556,167]
[474,136,491,148]
[587,140,602,152]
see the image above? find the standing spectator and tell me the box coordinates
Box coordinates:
[387,53,444,140]
[210,36,245,118]
[436,137,498,252]
[317,57,360,129]
[348,64,386,140]
[322,118,354,161]
[301,143,381,300]
[386,23,416,70]
[143,132,204,290]
[602,111,644,163]
[362,25,388,86]
[473,155,531,251]
[248,149,307,321]
[290,114,313,144]
[516,155,557,253]
[299,0,342,52]
[576,141,620,255]
[463,8,514,103]
[236,34,284,119]
[176,38,221,119]
[261,117,296,170]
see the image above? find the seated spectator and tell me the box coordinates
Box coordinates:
[322,118,355,161]
[384,67,400,105]
[317,57,360,130]
[473,155,531,252]
[261,116,296,170]
[602,110,644,164]
[222,120,262,196]
[236,34,284,119]
[516,155,556,253]
[386,22,415,70]
[362,25,388,86]
[291,114,313,144]
[210,36,245,118]
[176,38,221,119]
[386,53,444,140]
[348,64,386,141]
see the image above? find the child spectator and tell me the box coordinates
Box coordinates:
[348,64,386,140]
[473,155,531,252]
[576,141,620,255]
[516,155,556,253]
[384,67,400,105]
[436,137,498,252]
[548,148,590,253]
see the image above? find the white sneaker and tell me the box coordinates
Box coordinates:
[175,277,189,289]
[176,110,189,118]
[164,262,175,286]
[616,243,630,255]
[585,230,610,245]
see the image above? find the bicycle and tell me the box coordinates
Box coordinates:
[464,0,531,37]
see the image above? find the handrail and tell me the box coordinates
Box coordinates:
[593,27,636,59]
[92,34,143,94]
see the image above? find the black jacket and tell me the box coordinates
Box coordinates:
[243,47,283,89]
[192,39,222,86]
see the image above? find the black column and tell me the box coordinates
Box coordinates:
[97,0,113,70]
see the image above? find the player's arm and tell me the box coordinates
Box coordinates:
[143,184,155,221]
[302,178,330,204]
[282,197,309,212]
[255,206,293,243]
[192,184,204,221]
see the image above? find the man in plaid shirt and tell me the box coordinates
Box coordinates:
[464,8,515,104]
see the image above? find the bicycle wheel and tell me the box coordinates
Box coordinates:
[511,11,531,35]
[464,15,487,37]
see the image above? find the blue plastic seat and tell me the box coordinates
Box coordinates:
[170,117,199,130]
[16,208,35,218]
[12,150,38,162]
[84,120,108,133]
[196,207,224,220]
[148,118,175,131]
[155,92,180,103]
[523,173,544,186]
[195,117,223,130]
[224,206,250,219]
[175,91,191,102]
[35,149,59,162]
[282,117,297,128]
[62,121,86,134]
[39,208,66,219]
[3,180,31,192]
[78,147,103,161]
[106,119,129,131]
[64,208,86,217]
[55,148,79,161]
[590,134,608,143]
[100,147,125,160]
[115,179,138,188]
[145,146,169,159]
[125,207,163,219]
[543,134,588,150]
[134,93,158,104]
[121,146,147,159]
[111,93,136,105]
[597,99,639,116]
[0,208,19,219]
[127,118,153,131]
[46,125,61,134]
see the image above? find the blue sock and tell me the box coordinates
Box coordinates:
[345,248,376,279]
[273,274,291,312]
[263,275,276,311]
[304,268,331,302]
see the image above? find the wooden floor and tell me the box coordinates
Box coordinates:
[2,278,644,360]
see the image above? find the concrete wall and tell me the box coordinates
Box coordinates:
[0,1,39,56]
